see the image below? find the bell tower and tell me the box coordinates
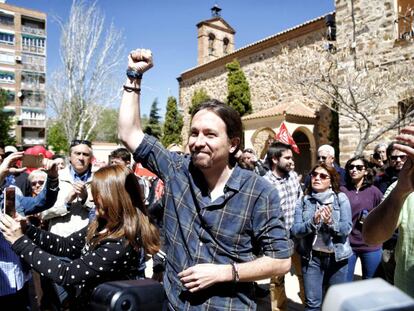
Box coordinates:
[197,4,235,65]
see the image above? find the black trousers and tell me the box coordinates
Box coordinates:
[0,282,31,311]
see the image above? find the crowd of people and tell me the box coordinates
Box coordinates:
[0,48,413,311]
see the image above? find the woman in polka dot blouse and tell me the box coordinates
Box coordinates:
[0,165,160,309]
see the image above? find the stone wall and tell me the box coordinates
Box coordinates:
[335,0,414,163]
[179,27,331,144]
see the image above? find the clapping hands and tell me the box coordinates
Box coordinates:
[314,204,333,225]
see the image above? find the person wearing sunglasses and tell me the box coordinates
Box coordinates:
[340,156,383,282]
[0,165,160,310]
[291,163,352,311]
[28,170,47,197]
[41,139,94,238]
[374,142,407,194]
[0,152,59,310]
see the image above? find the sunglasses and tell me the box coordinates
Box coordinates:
[310,171,330,180]
[70,139,92,148]
[318,156,327,161]
[348,165,365,171]
[31,180,45,186]
[390,155,407,161]
[243,148,255,154]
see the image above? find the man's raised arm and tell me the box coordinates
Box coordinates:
[363,124,414,245]
[118,49,153,152]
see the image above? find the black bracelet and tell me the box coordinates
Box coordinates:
[123,85,141,93]
[126,69,143,80]
[230,262,240,283]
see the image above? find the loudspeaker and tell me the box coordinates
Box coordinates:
[322,278,414,311]
[90,279,166,311]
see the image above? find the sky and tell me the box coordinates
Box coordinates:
[7,0,334,118]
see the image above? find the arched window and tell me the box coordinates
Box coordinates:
[208,33,215,56]
[223,37,229,54]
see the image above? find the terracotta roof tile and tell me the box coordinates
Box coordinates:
[242,100,316,121]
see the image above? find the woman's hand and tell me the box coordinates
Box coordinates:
[0,213,26,244]
[320,205,333,225]
[313,209,322,224]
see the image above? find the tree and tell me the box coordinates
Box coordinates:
[89,108,119,142]
[47,0,124,143]
[47,120,69,154]
[226,59,252,116]
[161,96,183,147]
[144,99,162,139]
[0,89,14,146]
[272,44,414,155]
[189,88,210,115]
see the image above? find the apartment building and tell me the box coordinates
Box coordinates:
[0,0,46,146]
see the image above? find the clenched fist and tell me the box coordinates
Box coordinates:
[128,49,153,73]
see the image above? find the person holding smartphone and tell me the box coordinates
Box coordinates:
[291,164,352,311]
[0,151,59,310]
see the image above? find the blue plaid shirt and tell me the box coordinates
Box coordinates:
[134,135,293,310]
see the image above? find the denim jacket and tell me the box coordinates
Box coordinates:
[290,191,353,262]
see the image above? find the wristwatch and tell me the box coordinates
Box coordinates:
[126,69,143,80]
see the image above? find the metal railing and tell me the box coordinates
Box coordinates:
[22,63,45,73]
[22,98,45,108]
[22,137,45,145]
[21,82,45,91]
[21,119,46,127]
[21,25,45,37]
[22,45,45,54]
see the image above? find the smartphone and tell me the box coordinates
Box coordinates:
[21,154,44,168]
[4,187,16,217]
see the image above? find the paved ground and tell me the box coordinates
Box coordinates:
[256,259,363,310]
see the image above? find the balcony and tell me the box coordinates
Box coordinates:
[21,25,45,37]
[22,45,45,55]
[22,62,45,73]
[21,119,46,128]
[22,137,45,145]
[21,92,46,108]
[21,100,45,109]
[21,82,45,91]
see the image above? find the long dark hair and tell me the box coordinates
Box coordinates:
[88,165,160,255]
[344,155,374,188]
[306,163,340,195]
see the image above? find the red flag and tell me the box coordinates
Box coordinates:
[275,122,300,154]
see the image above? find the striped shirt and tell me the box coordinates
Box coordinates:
[134,135,293,311]
[263,170,303,230]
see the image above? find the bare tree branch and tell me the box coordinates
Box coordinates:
[47,0,125,142]
[271,44,414,155]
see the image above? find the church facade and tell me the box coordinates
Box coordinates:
[178,0,414,175]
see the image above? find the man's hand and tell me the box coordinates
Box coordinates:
[0,152,26,178]
[178,263,232,293]
[43,159,59,179]
[65,181,87,204]
[128,49,153,74]
[394,124,414,194]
